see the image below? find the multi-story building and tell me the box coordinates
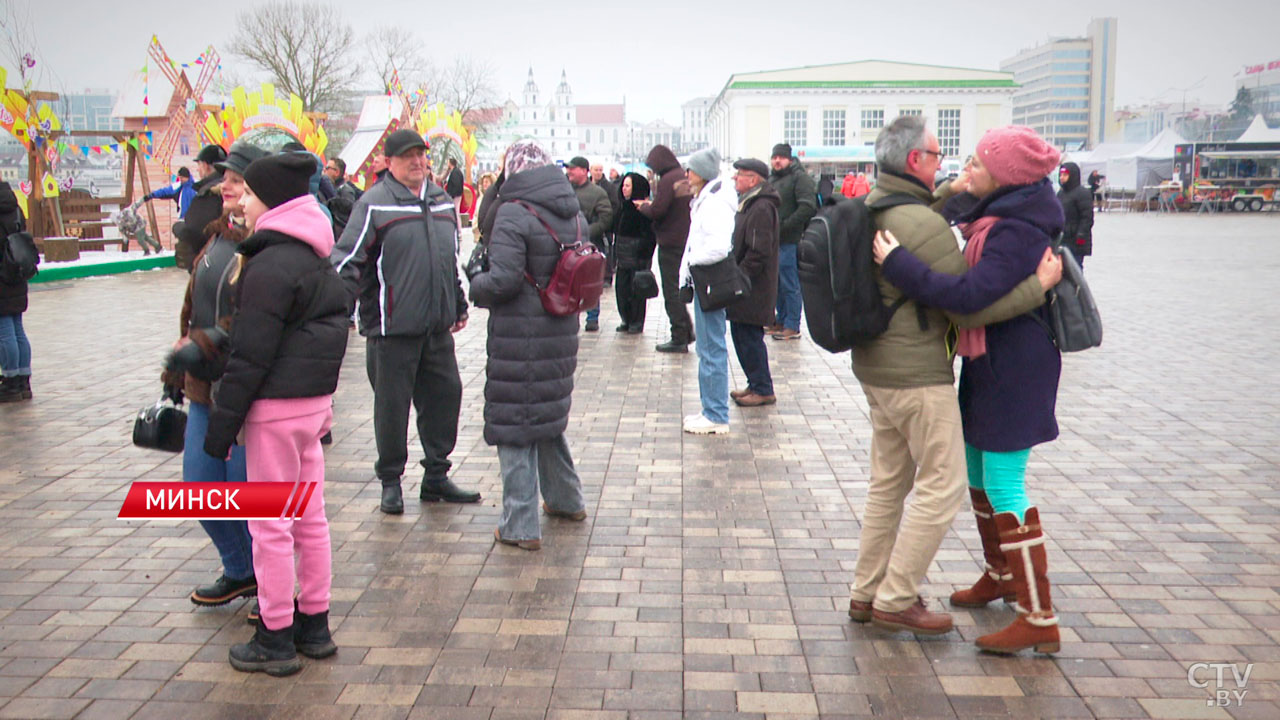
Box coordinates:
[60,90,124,134]
[576,104,628,159]
[1001,17,1117,150]
[1238,57,1280,119]
[706,59,1015,177]
[504,69,628,161]
[681,97,714,153]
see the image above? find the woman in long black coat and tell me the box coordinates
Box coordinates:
[0,181,31,403]
[468,140,587,551]
[611,172,654,333]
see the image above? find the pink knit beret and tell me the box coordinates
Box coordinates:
[975,125,1061,186]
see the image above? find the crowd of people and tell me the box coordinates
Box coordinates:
[0,109,1103,673]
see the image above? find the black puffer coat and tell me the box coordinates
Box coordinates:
[1057,162,1094,256]
[468,164,583,447]
[0,183,27,315]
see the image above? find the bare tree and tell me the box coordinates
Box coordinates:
[434,57,500,129]
[0,1,50,92]
[228,1,361,112]
[365,26,433,97]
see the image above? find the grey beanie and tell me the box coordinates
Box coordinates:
[687,147,721,181]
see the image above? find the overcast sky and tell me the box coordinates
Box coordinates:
[23,0,1280,124]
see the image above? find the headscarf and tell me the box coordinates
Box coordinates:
[504,139,553,176]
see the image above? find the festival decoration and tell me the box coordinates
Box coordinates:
[415,102,477,169]
[0,65,62,172]
[147,36,220,166]
[204,82,328,156]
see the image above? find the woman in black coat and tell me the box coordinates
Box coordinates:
[611,172,654,333]
[1056,162,1093,269]
[469,140,587,551]
[0,182,31,403]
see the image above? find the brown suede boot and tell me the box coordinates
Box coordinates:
[950,489,1017,608]
[975,507,1060,655]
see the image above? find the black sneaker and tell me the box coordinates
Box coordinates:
[584,319,599,332]
[420,477,481,504]
[229,624,302,677]
[191,574,257,606]
[319,431,332,445]
[655,341,688,354]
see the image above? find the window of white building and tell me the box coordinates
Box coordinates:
[823,109,846,146]
[860,108,884,130]
[784,109,807,146]
[937,108,961,158]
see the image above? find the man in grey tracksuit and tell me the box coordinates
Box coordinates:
[331,129,482,514]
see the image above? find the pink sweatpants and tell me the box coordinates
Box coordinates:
[243,399,333,632]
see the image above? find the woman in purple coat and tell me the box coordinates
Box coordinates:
[873,125,1065,656]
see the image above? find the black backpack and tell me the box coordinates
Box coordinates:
[798,194,925,352]
[1033,246,1102,352]
[0,230,38,284]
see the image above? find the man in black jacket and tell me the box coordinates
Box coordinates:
[445,157,464,204]
[1057,162,1093,269]
[592,162,619,286]
[727,159,780,407]
[331,129,481,514]
[767,143,816,340]
[567,156,613,331]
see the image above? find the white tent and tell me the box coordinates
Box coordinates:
[1072,142,1140,184]
[338,96,407,184]
[1236,115,1280,143]
[1106,129,1187,192]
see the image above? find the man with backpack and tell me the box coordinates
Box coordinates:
[331,129,481,515]
[845,115,1051,636]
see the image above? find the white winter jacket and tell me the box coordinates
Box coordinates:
[679,176,738,288]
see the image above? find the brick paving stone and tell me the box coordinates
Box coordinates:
[2,216,1279,716]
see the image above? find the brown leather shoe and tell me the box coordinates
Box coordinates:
[733,392,777,407]
[730,388,751,400]
[770,328,801,340]
[871,597,954,635]
[542,502,587,521]
[848,598,872,623]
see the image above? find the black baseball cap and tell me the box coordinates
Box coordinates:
[384,129,428,158]
[566,156,590,170]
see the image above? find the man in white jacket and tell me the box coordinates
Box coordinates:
[680,148,739,434]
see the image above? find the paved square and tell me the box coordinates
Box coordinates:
[0,213,1276,719]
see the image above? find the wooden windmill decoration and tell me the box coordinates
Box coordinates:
[147,36,220,166]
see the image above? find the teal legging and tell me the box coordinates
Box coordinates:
[965,444,1031,523]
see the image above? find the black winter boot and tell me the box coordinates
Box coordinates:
[0,377,22,403]
[293,604,338,659]
[17,375,30,400]
[229,624,302,676]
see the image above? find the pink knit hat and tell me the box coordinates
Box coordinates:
[975,125,1061,186]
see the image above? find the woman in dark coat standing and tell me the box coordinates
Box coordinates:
[873,125,1065,656]
[1056,162,1093,269]
[0,182,31,403]
[469,140,586,552]
[611,172,654,333]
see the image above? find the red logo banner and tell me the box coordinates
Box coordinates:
[118,482,317,520]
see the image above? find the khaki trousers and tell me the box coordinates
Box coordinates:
[850,382,968,612]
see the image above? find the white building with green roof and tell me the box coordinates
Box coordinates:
[706,60,1017,174]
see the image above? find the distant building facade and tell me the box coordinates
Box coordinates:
[1000,17,1118,149]
[681,97,714,153]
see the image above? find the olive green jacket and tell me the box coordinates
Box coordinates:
[851,173,1045,388]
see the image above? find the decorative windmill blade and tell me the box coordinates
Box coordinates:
[147,36,182,89]
[188,46,220,143]
[146,36,199,166]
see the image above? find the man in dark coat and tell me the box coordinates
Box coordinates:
[1056,162,1093,269]
[445,157,464,204]
[330,129,481,514]
[768,143,817,340]
[156,144,226,270]
[636,145,693,352]
[566,156,613,332]
[726,159,780,407]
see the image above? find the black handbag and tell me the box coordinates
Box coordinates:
[632,269,659,299]
[464,241,488,280]
[132,396,187,452]
[689,256,751,312]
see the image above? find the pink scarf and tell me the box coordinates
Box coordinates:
[954,216,1000,358]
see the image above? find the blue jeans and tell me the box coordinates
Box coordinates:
[497,434,585,541]
[0,313,31,376]
[692,295,729,424]
[774,243,802,331]
[729,322,773,396]
[184,401,254,580]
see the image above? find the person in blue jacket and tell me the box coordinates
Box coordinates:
[872,125,1066,657]
[147,167,196,217]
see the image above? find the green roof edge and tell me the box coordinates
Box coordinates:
[729,80,1018,90]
